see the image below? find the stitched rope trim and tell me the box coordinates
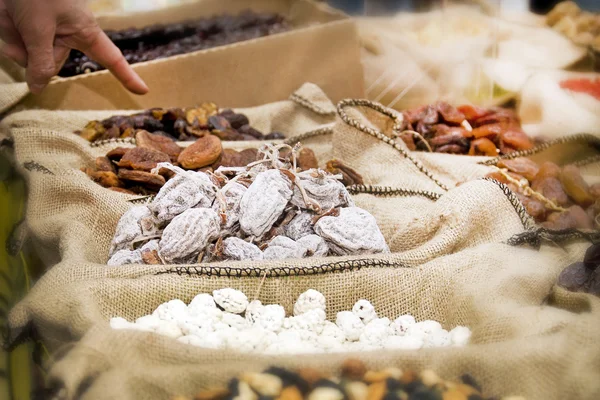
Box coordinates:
[347,184,442,201]
[483,177,537,231]
[336,99,449,191]
[283,126,334,146]
[89,137,136,148]
[289,93,336,116]
[155,258,409,278]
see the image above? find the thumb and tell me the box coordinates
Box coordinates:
[19,17,56,94]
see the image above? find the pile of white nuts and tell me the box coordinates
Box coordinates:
[110,288,471,354]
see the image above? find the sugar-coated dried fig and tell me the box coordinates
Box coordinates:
[531,177,570,207]
[535,162,561,180]
[89,170,123,188]
[135,130,182,162]
[584,243,600,268]
[95,156,116,173]
[497,158,540,181]
[178,135,223,169]
[559,165,594,207]
[468,138,498,156]
[106,147,129,161]
[118,147,171,171]
[297,148,318,171]
[557,262,592,292]
[118,169,166,189]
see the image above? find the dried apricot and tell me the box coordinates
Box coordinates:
[531,177,570,206]
[118,169,166,189]
[95,156,116,173]
[497,158,540,181]
[535,162,561,180]
[178,135,223,169]
[135,130,182,162]
[468,138,498,156]
[559,165,594,207]
[118,147,171,171]
[297,148,318,170]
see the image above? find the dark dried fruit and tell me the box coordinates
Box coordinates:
[118,147,171,171]
[497,158,540,181]
[178,135,223,169]
[238,124,264,139]
[297,148,319,171]
[209,115,232,131]
[95,156,115,173]
[224,113,249,129]
[118,169,166,189]
[560,165,594,207]
[584,243,600,268]
[135,130,181,162]
[558,262,592,291]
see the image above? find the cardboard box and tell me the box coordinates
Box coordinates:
[11,0,364,111]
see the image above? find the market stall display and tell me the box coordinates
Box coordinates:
[1,1,600,400]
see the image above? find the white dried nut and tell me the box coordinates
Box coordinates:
[383,335,424,350]
[152,299,188,322]
[336,311,364,341]
[212,181,247,231]
[245,300,264,324]
[222,237,263,261]
[297,234,329,257]
[222,312,250,330]
[108,206,153,256]
[263,236,306,260]
[107,249,143,266]
[293,289,326,316]
[154,320,183,339]
[424,329,451,348]
[291,170,354,211]
[359,318,390,345]
[317,335,345,352]
[285,212,315,240]
[159,208,220,263]
[352,300,377,324]
[178,317,213,336]
[286,309,326,334]
[150,170,217,222]
[390,315,416,336]
[277,329,303,343]
[264,339,306,355]
[239,169,293,237]
[409,320,442,337]
[450,326,472,346]
[315,207,389,255]
[307,387,345,400]
[135,315,162,330]
[213,288,249,314]
[321,321,346,343]
[201,332,226,349]
[254,304,286,332]
[110,317,133,330]
[188,293,217,310]
[187,305,222,322]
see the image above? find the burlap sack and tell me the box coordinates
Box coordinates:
[7,94,600,399]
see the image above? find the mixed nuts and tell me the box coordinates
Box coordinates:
[110,288,470,353]
[59,11,289,77]
[557,242,600,297]
[486,158,600,230]
[106,144,371,265]
[395,102,534,155]
[77,106,285,142]
[173,359,519,400]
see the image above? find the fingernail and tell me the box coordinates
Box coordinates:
[29,84,46,94]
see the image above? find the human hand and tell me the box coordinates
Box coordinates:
[0,0,148,94]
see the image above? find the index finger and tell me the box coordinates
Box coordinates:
[81,29,148,95]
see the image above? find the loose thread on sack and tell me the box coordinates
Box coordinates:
[252,269,269,303]
[492,167,566,213]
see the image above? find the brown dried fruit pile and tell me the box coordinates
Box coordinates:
[173,359,521,400]
[486,158,600,230]
[395,102,534,156]
[557,243,600,297]
[106,144,375,266]
[76,105,286,142]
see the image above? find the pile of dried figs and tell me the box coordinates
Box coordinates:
[173,359,518,400]
[77,105,285,142]
[59,10,289,77]
[107,144,377,265]
[395,102,534,156]
[486,158,600,230]
[558,243,600,297]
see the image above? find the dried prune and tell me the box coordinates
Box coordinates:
[497,158,540,181]
[178,135,223,169]
[584,243,600,268]
[557,262,592,291]
[238,124,264,139]
[223,113,249,129]
[559,165,594,207]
